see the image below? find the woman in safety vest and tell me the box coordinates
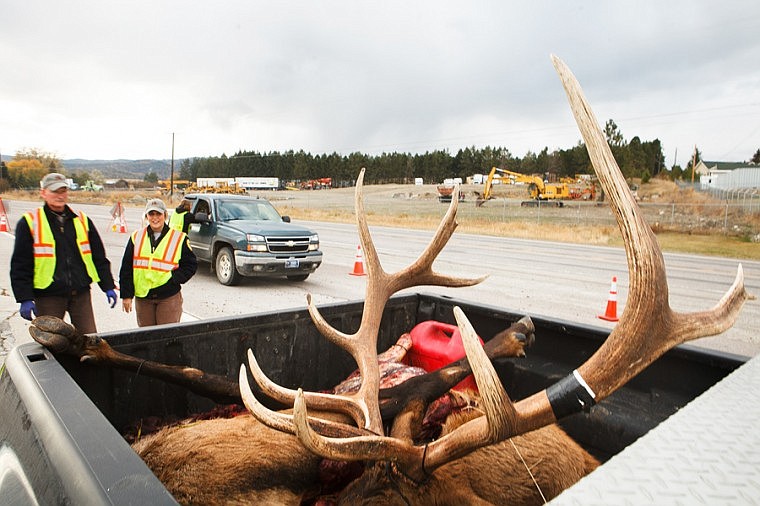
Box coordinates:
[119,198,197,327]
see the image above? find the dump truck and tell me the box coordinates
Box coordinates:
[1,292,755,504]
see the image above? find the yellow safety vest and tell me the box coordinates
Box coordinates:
[24,208,101,289]
[168,210,186,232]
[131,227,186,298]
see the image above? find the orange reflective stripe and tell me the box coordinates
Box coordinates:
[162,230,183,262]
[134,260,176,272]
[34,209,42,244]
[132,228,183,271]
[132,228,150,265]
[26,209,55,258]
[75,213,92,256]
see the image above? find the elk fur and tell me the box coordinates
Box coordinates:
[132,399,598,505]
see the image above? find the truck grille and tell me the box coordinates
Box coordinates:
[266,236,311,254]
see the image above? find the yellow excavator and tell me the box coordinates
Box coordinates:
[479,167,569,206]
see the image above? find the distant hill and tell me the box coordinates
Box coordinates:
[61,159,181,180]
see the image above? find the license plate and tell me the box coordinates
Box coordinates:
[285,259,300,269]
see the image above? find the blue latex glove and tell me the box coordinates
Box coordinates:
[106,289,118,308]
[20,300,36,321]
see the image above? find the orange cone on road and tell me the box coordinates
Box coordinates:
[113,215,128,233]
[349,245,367,276]
[111,202,128,233]
[0,198,9,232]
[598,276,619,322]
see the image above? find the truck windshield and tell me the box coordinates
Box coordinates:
[216,200,282,222]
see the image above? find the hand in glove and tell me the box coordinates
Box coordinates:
[20,300,36,321]
[106,289,118,308]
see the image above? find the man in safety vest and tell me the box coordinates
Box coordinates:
[10,173,118,334]
[119,198,197,327]
[168,197,195,233]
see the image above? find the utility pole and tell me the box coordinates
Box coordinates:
[170,132,175,199]
[691,145,697,184]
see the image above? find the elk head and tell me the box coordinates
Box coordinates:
[239,55,750,487]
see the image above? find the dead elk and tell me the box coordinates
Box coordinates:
[129,325,546,505]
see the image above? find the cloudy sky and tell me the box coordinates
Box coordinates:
[2,1,759,166]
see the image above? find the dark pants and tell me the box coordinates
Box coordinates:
[135,291,183,327]
[35,290,98,334]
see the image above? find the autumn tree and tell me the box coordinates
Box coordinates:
[6,148,62,189]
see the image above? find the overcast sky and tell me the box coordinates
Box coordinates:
[2,1,759,167]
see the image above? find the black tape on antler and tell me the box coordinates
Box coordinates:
[546,370,596,419]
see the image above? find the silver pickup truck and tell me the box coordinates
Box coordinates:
[183,193,322,285]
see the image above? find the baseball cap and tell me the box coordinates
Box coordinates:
[144,198,167,215]
[41,173,69,191]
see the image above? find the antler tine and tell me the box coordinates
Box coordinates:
[394,186,489,291]
[292,387,419,463]
[454,306,514,442]
[242,349,370,429]
[240,364,374,439]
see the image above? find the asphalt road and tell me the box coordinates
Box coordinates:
[1,198,758,360]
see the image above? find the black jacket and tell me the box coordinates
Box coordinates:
[119,224,197,300]
[10,204,116,303]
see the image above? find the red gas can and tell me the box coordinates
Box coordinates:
[407,320,484,391]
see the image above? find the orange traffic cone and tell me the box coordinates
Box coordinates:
[116,215,127,233]
[111,202,128,233]
[598,276,619,322]
[0,198,8,232]
[349,245,367,276]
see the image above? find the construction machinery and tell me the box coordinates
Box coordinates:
[300,178,332,190]
[183,181,247,195]
[82,180,104,192]
[436,184,465,203]
[479,167,595,207]
[159,179,193,194]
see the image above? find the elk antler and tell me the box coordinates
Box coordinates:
[241,169,487,436]
[265,55,751,482]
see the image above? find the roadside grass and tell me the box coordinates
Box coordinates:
[278,205,760,260]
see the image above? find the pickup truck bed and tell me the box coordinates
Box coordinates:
[0,293,751,504]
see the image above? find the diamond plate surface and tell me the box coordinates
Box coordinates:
[551,353,760,505]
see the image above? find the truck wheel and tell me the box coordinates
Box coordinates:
[215,247,241,286]
[287,274,309,282]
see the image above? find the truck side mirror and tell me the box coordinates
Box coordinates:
[195,212,211,224]
[281,216,291,223]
